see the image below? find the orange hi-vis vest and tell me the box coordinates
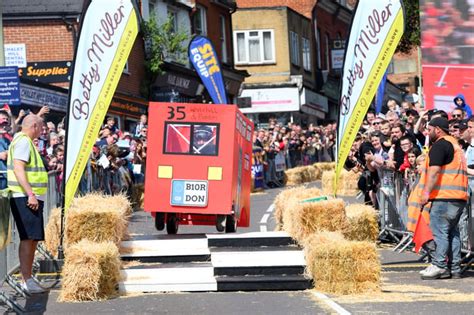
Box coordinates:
[407,135,468,232]
[419,135,468,201]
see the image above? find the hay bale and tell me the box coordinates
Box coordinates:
[273,186,324,231]
[322,169,360,196]
[309,164,323,180]
[44,207,62,257]
[285,167,304,186]
[59,240,121,301]
[304,232,380,295]
[282,198,348,243]
[66,194,130,247]
[344,204,379,242]
[314,162,335,172]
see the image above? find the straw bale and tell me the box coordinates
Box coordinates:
[282,198,348,243]
[314,162,335,172]
[44,207,63,257]
[309,164,323,180]
[66,194,130,247]
[131,184,145,210]
[322,169,360,196]
[344,204,379,242]
[273,186,324,231]
[304,232,380,295]
[59,240,121,302]
[285,167,304,186]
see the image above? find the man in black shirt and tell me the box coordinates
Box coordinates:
[420,117,468,280]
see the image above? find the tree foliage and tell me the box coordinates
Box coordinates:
[396,0,420,54]
[141,14,189,76]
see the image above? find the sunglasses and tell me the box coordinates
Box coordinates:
[452,114,462,118]
[372,122,381,125]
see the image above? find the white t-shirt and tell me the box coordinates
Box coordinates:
[11,137,46,200]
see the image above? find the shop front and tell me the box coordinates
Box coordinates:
[239,86,328,127]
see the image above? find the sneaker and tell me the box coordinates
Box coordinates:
[451,272,462,279]
[421,264,451,280]
[23,278,47,294]
[419,264,432,275]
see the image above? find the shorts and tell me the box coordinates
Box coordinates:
[10,197,45,241]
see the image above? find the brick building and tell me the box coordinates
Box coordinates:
[2,0,148,131]
[233,3,329,126]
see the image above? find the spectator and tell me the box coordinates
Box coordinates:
[453,94,472,118]
[134,114,148,137]
[0,110,11,189]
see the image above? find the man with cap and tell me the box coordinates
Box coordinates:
[419,117,468,280]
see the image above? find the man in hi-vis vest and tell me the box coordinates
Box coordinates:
[7,114,48,294]
[419,117,468,280]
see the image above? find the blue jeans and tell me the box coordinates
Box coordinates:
[429,200,466,273]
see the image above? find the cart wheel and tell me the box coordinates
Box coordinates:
[154,212,165,231]
[216,215,226,232]
[225,215,237,233]
[166,214,179,234]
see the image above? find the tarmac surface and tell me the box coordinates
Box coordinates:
[1,182,473,314]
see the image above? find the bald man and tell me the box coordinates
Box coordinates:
[7,114,49,294]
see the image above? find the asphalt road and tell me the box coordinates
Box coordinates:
[3,183,474,314]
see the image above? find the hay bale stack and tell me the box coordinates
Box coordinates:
[322,169,360,196]
[314,162,335,172]
[59,240,121,302]
[285,167,304,186]
[273,186,324,231]
[282,198,347,243]
[44,207,62,257]
[309,164,323,180]
[344,204,379,242]
[304,232,380,295]
[66,194,129,247]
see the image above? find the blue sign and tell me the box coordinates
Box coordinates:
[188,36,228,105]
[0,67,21,105]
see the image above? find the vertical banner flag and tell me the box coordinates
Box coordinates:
[188,35,228,104]
[335,0,404,194]
[64,0,138,210]
[375,70,388,114]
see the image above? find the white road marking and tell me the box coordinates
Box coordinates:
[259,225,267,232]
[266,204,275,213]
[260,213,270,224]
[312,292,351,315]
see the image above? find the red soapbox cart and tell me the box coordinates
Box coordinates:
[144,102,254,233]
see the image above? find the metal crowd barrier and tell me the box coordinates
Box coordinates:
[0,173,59,313]
[377,170,474,268]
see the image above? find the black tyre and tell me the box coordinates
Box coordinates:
[154,212,165,231]
[216,215,226,232]
[166,213,179,234]
[225,214,237,233]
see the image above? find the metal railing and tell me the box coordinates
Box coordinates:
[0,173,59,313]
[378,170,474,269]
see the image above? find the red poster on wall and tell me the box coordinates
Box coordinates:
[420,1,474,114]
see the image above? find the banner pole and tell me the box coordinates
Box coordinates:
[57,0,91,260]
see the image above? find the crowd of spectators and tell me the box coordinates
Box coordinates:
[345,94,473,208]
[0,106,148,209]
[252,118,337,188]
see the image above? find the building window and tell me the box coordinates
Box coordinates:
[164,122,219,156]
[234,30,275,65]
[302,37,311,71]
[219,15,228,63]
[193,5,207,35]
[123,61,130,74]
[324,33,330,70]
[316,27,321,69]
[168,7,179,33]
[290,31,299,66]
[148,0,156,16]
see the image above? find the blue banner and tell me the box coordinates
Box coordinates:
[375,71,387,114]
[0,66,21,105]
[188,36,227,104]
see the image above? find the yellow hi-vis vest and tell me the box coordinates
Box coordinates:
[7,132,48,195]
